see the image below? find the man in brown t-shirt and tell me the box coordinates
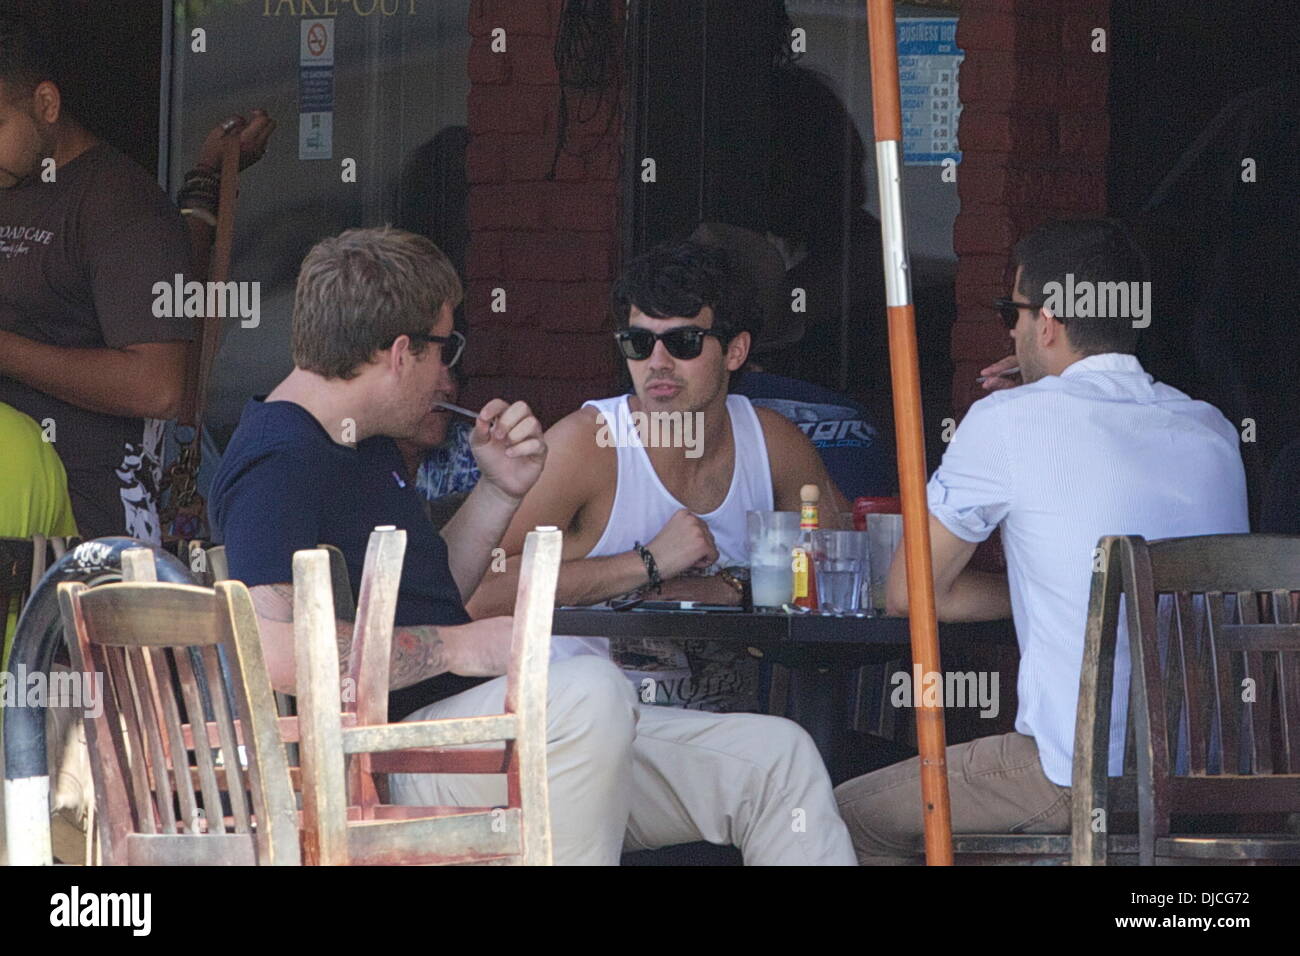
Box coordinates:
[0,17,193,541]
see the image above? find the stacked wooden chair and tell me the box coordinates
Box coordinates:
[293,527,560,865]
[59,526,561,865]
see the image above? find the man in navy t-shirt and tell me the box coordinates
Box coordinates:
[211,227,639,865]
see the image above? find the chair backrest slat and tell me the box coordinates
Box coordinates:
[1156,593,1186,778]
[1272,591,1300,772]
[170,643,230,834]
[105,647,159,834]
[1146,534,1300,593]
[199,644,254,833]
[1174,592,1209,775]
[149,647,201,831]
[126,647,180,833]
[348,529,405,727]
[218,580,301,864]
[59,585,133,864]
[504,527,561,865]
[294,548,350,866]
[1204,591,1237,773]
[1234,590,1272,774]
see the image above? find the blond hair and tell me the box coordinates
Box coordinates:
[292,226,463,380]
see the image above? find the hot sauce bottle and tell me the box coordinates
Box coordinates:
[791,484,820,610]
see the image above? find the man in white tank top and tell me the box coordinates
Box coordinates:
[465,241,856,864]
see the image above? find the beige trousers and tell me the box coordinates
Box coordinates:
[833,731,1071,865]
[390,655,857,866]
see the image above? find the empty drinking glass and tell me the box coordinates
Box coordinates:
[811,530,870,614]
[866,514,904,611]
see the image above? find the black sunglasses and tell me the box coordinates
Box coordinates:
[993,297,1051,331]
[385,329,466,368]
[614,327,729,361]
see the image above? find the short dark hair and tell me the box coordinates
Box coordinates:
[0,16,58,103]
[611,240,762,344]
[1013,218,1150,355]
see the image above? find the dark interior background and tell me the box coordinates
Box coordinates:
[1109,0,1300,524]
[2,0,163,174]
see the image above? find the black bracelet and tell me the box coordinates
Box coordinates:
[633,541,662,593]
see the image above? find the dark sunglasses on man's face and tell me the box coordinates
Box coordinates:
[993,297,1050,331]
[614,326,728,361]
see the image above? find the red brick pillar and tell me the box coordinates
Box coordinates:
[951,0,1110,414]
[463,0,624,426]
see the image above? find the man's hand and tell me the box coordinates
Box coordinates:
[978,355,1022,391]
[197,110,276,173]
[646,509,719,579]
[444,616,515,677]
[469,399,547,503]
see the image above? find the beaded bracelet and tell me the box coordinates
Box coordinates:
[632,541,662,593]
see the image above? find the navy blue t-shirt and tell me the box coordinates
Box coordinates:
[731,370,895,500]
[210,398,479,715]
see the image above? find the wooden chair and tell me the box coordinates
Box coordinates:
[57,568,300,865]
[951,535,1139,865]
[1074,533,1300,866]
[294,526,561,865]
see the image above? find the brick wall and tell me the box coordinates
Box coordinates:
[951,0,1111,414]
[463,0,624,426]
[461,1,1111,423]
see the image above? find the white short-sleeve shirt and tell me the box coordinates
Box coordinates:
[928,353,1248,785]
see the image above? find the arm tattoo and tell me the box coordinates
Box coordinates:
[387,625,449,691]
[251,583,449,691]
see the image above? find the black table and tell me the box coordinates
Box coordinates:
[553,607,1014,661]
[551,607,1017,783]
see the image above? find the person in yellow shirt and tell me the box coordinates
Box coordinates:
[0,401,78,653]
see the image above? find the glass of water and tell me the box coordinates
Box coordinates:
[746,510,801,609]
[866,514,904,611]
[811,530,870,615]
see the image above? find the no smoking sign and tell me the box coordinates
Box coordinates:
[299,17,334,65]
[299,18,334,160]
[307,23,328,57]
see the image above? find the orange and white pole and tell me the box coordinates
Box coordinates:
[866,0,953,865]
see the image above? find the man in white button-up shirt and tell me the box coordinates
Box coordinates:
[834,219,1248,864]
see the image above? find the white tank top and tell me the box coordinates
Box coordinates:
[551,393,775,664]
[583,393,775,563]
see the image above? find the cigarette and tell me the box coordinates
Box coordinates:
[431,399,482,420]
[976,367,1020,383]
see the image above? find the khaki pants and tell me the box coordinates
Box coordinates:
[833,732,1071,865]
[390,655,857,866]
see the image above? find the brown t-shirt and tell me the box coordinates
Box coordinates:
[0,143,194,541]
